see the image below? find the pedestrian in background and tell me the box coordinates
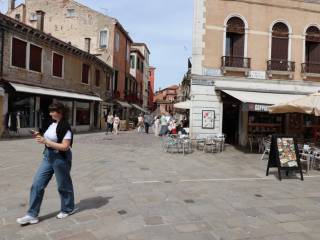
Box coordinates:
[144,114,152,134]
[113,115,120,135]
[137,114,144,133]
[106,112,114,134]
[159,114,168,136]
[17,102,75,225]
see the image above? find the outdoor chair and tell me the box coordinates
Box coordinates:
[260,137,271,160]
[162,135,179,153]
[195,136,206,151]
[215,134,226,152]
[311,149,320,170]
[203,137,218,153]
[178,137,192,155]
[248,135,259,152]
[300,152,312,175]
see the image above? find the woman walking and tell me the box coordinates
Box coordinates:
[113,114,120,135]
[17,102,75,225]
[137,114,144,133]
[106,112,114,134]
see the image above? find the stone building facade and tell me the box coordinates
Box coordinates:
[129,48,145,114]
[132,43,151,111]
[0,12,113,136]
[148,66,156,111]
[192,0,320,145]
[154,85,180,115]
[7,0,143,119]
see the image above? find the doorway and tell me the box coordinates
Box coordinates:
[222,102,240,144]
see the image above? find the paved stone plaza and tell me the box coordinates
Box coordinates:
[1,132,320,240]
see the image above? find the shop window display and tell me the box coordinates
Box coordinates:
[8,95,35,129]
[248,112,283,135]
[76,102,90,125]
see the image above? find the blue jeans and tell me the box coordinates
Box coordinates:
[27,148,75,217]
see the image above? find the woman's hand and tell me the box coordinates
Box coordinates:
[36,135,46,145]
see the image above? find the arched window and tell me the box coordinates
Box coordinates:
[222,16,250,69]
[304,26,320,74]
[225,17,245,57]
[271,22,289,61]
[268,22,294,72]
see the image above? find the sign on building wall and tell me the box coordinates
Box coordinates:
[248,103,270,112]
[203,68,223,77]
[248,71,266,80]
[192,79,215,86]
[202,110,215,129]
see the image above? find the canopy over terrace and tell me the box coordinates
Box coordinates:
[221,90,306,105]
[269,92,320,116]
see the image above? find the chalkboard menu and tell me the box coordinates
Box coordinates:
[266,135,303,181]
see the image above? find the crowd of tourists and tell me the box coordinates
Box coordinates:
[103,111,189,137]
[136,112,189,137]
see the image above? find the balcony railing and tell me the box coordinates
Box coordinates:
[221,56,251,69]
[301,62,320,74]
[267,59,295,72]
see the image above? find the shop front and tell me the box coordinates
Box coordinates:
[1,82,103,137]
[220,90,306,146]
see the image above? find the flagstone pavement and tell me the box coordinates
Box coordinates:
[1,131,320,240]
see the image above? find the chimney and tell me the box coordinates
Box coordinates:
[84,38,91,53]
[36,10,45,31]
[8,0,15,12]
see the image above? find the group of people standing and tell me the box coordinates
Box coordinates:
[137,114,153,134]
[104,112,121,135]
[154,113,188,137]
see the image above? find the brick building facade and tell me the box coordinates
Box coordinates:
[0,12,113,136]
[7,0,151,120]
[191,0,320,145]
[154,85,179,115]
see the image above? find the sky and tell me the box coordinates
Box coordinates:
[0,0,193,90]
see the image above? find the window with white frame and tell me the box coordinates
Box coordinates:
[115,32,120,52]
[30,13,37,21]
[130,55,135,68]
[66,9,76,18]
[99,30,108,48]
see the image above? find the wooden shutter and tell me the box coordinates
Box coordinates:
[12,38,27,68]
[82,64,90,84]
[233,34,245,57]
[52,53,63,77]
[29,44,42,72]
[271,37,288,60]
[95,69,100,86]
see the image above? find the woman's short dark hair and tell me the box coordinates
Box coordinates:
[49,102,68,119]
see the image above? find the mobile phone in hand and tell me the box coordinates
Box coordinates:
[29,130,40,136]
